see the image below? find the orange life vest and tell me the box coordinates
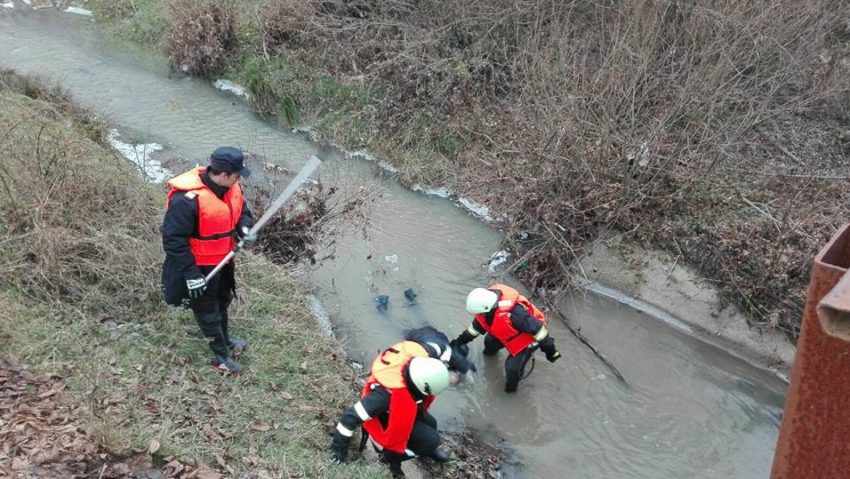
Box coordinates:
[474,283,547,356]
[166,167,244,266]
[361,341,435,454]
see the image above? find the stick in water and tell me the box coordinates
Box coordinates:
[541,297,628,386]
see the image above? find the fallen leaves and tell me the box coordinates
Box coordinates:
[0,358,100,478]
[0,358,241,479]
[249,421,271,432]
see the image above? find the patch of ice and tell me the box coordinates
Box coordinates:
[293,126,319,142]
[21,0,30,4]
[345,149,374,162]
[1,2,14,9]
[377,160,398,173]
[64,6,93,16]
[488,250,509,273]
[213,79,249,99]
[578,277,694,334]
[308,295,334,337]
[343,149,400,173]
[411,183,452,198]
[458,197,492,221]
[106,129,170,183]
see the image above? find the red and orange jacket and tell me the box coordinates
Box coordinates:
[361,341,435,453]
[166,166,244,266]
[474,283,547,356]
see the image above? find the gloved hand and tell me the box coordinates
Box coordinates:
[186,277,206,299]
[237,226,257,244]
[331,443,348,464]
[545,349,562,363]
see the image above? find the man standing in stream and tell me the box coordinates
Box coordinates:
[161,147,255,373]
[451,283,561,392]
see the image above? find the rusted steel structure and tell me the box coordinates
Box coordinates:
[772,223,850,478]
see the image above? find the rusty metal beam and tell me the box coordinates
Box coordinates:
[771,223,850,478]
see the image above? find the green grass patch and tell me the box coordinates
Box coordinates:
[88,0,169,47]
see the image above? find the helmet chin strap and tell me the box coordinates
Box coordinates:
[404,367,428,400]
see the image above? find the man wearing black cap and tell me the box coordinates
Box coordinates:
[161,147,255,373]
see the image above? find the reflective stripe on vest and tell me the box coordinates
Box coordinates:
[361,341,434,453]
[474,283,547,356]
[166,167,244,266]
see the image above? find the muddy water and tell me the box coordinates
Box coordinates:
[0,9,787,478]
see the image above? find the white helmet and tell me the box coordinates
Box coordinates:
[466,288,498,314]
[408,357,450,396]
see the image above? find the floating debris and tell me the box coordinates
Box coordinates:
[376,295,389,312]
[404,288,417,303]
[213,79,250,99]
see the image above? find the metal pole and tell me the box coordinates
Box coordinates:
[204,149,327,283]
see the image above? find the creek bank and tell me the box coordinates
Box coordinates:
[577,233,796,379]
[0,71,386,478]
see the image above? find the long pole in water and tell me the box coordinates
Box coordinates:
[204,148,328,283]
[541,297,628,386]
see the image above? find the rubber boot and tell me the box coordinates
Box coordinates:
[387,461,405,479]
[213,354,243,373]
[227,337,247,356]
[430,447,450,463]
[220,308,247,355]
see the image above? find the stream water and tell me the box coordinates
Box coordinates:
[0,8,787,478]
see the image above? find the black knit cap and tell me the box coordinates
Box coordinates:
[209,146,251,177]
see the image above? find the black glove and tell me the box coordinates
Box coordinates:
[545,349,562,363]
[331,442,348,464]
[186,277,206,299]
[451,330,476,349]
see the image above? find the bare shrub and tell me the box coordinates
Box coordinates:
[165,0,237,78]
[242,159,374,266]
[485,0,850,337]
[256,0,314,57]
[267,0,850,337]
[0,72,163,321]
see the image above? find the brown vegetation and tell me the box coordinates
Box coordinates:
[210,0,850,339]
[0,357,194,479]
[0,70,161,322]
[165,1,238,78]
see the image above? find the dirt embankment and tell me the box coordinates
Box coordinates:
[579,234,797,377]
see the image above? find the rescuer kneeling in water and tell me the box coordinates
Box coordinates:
[330,341,453,478]
[451,283,561,392]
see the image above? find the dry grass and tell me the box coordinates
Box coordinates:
[165,0,238,78]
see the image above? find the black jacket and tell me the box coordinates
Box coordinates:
[404,326,474,374]
[161,170,253,305]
